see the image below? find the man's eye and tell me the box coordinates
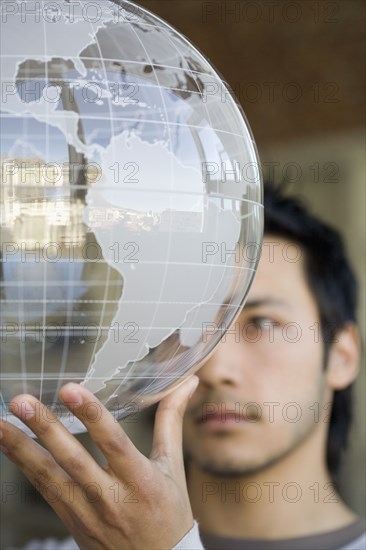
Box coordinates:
[249,317,279,329]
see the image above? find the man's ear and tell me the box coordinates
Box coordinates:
[326,323,360,390]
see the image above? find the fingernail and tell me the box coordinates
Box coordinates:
[9,399,35,421]
[64,389,83,407]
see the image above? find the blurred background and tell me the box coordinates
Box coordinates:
[1,0,365,547]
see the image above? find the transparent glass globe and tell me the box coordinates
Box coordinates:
[0,0,263,434]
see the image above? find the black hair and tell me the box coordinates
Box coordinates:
[263,183,358,480]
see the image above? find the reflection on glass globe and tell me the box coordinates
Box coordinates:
[0,0,263,435]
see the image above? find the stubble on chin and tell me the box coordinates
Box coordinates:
[185,417,319,480]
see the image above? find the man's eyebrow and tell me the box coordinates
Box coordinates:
[220,297,291,311]
[243,298,291,310]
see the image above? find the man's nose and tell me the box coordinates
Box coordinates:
[197,336,245,389]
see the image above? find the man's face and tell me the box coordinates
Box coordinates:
[183,236,330,476]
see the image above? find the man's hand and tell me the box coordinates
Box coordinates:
[0,376,199,550]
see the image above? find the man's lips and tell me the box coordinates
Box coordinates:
[187,396,261,431]
[195,411,258,430]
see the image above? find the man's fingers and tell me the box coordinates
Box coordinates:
[0,418,107,535]
[151,375,199,464]
[59,384,148,479]
[7,394,107,489]
[0,418,76,515]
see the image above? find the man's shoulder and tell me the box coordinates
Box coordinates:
[20,537,79,550]
[199,519,366,550]
[18,521,366,550]
[340,531,366,550]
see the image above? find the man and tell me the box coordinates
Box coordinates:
[0,185,364,550]
[182,185,365,549]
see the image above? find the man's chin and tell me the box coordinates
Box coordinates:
[196,458,271,478]
[186,447,290,478]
